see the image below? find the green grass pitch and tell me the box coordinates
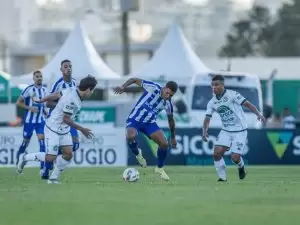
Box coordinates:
[0,166,300,225]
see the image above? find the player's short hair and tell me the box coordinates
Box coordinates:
[212,75,225,82]
[61,59,71,66]
[78,75,97,91]
[33,70,42,76]
[165,81,178,93]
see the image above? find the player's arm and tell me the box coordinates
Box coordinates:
[46,82,61,108]
[243,101,265,123]
[202,101,213,142]
[16,93,38,113]
[114,78,142,94]
[166,100,177,148]
[233,91,265,123]
[37,92,62,103]
[62,103,93,139]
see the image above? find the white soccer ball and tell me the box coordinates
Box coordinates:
[122,168,140,182]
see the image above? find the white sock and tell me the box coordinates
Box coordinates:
[49,155,70,180]
[214,157,227,180]
[237,157,244,168]
[24,152,46,162]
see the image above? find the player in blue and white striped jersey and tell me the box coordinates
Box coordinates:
[114,78,178,181]
[16,70,47,177]
[42,59,79,179]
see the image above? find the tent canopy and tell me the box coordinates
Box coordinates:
[128,24,211,86]
[11,22,121,88]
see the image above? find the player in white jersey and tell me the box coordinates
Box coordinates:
[202,75,265,181]
[42,59,78,179]
[17,76,97,184]
[114,78,178,181]
[15,70,48,178]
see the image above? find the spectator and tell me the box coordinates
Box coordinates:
[282,107,296,129]
[266,112,281,128]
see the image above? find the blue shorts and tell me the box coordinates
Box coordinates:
[70,127,78,137]
[23,122,45,139]
[126,119,160,137]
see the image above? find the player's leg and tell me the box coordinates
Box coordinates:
[34,123,46,177]
[147,124,170,180]
[70,128,80,152]
[214,130,231,182]
[48,134,73,184]
[17,126,57,174]
[126,120,146,167]
[16,123,33,164]
[230,131,247,180]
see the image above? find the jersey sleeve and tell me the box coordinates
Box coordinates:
[232,91,247,105]
[165,100,174,115]
[62,98,76,116]
[21,86,31,99]
[49,80,62,94]
[141,80,161,93]
[205,100,214,118]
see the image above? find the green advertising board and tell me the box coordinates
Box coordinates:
[76,107,116,124]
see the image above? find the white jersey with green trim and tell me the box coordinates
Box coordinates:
[205,89,248,132]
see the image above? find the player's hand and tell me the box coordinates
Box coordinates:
[257,114,266,123]
[170,137,177,148]
[202,132,209,142]
[114,86,125,94]
[29,107,39,113]
[80,127,94,139]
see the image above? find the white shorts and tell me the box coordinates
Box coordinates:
[215,130,247,155]
[44,126,73,155]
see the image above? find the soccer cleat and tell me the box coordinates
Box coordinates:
[136,149,147,168]
[238,166,247,180]
[217,178,227,182]
[16,153,27,174]
[47,179,60,184]
[155,167,170,181]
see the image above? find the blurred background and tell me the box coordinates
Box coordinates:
[0,0,300,167]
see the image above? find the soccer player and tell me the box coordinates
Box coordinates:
[114,78,178,181]
[42,59,79,179]
[17,76,97,184]
[15,70,47,177]
[202,75,265,181]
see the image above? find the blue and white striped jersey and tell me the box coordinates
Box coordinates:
[128,80,173,123]
[21,84,47,124]
[49,77,77,94]
[48,77,77,116]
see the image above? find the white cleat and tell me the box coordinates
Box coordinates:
[47,179,61,184]
[136,148,147,168]
[155,167,170,181]
[16,153,27,174]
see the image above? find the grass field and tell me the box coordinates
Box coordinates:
[1,166,300,225]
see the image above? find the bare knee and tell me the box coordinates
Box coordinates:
[45,154,56,162]
[126,128,137,142]
[231,153,240,164]
[62,149,73,161]
[213,146,227,161]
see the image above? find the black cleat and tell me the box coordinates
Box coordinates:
[238,166,246,180]
[217,178,227,182]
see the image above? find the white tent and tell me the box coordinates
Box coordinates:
[128,24,211,86]
[11,22,121,88]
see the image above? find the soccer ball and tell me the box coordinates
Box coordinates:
[122,168,140,182]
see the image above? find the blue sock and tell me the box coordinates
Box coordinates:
[73,142,79,152]
[39,139,45,170]
[128,140,139,156]
[157,147,168,168]
[17,140,29,161]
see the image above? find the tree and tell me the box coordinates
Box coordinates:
[219,0,300,57]
[219,5,272,57]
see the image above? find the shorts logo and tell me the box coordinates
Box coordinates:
[236,142,243,150]
[53,145,59,152]
[267,132,293,159]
